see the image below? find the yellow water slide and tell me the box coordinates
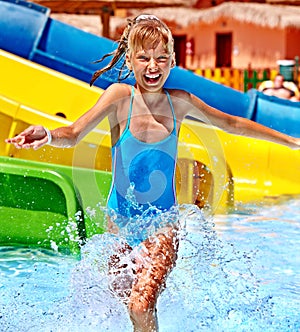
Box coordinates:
[1,49,300,215]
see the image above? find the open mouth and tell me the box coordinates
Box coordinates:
[144,73,162,84]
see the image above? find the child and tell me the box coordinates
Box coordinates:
[6,14,300,332]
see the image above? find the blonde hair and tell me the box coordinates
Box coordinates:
[90,15,174,86]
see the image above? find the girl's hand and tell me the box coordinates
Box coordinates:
[285,137,300,150]
[5,125,50,150]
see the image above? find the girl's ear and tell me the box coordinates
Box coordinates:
[171,53,176,68]
[126,53,132,71]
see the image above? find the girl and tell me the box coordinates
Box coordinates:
[6,14,300,332]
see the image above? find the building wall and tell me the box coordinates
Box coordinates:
[231,21,285,68]
[286,28,300,59]
[176,17,300,70]
[52,12,300,70]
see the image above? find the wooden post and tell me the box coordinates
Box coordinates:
[100,6,113,39]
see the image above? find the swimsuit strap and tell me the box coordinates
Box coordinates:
[123,86,135,133]
[126,86,177,134]
[165,89,177,134]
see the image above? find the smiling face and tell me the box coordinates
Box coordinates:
[126,41,175,93]
[125,18,175,93]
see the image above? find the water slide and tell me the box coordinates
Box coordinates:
[2,0,300,134]
[2,0,300,252]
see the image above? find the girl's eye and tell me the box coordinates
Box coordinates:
[157,56,169,62]
[137,55,149,61]
[136,54,169,62]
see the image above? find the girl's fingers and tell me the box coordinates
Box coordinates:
[5,126,48,150]
[32,137,48,150]
[5,135,24,144]
[20,137,48,150]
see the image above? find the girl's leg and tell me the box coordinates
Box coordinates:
[108,242,135,302]
[128,227,179,332]
[107,216,136,302]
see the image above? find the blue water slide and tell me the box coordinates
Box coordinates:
[253,90,300,137]
[0,0,50,58]
[1,0,300,136]
[0,0,250,114]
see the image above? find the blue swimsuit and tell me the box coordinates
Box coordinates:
[107,87,178,246]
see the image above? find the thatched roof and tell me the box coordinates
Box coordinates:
[266,0,300,4]
[51,2,300,37]
[129,2,300,29]
[51,13,124,35]
[32,0,197,13]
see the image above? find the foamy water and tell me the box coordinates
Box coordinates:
[1,201,299,331]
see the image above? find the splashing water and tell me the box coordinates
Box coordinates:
[1,200,300,331]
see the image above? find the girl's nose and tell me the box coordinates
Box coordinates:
[148,57,158,70]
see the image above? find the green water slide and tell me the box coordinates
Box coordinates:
[0,156,111,254]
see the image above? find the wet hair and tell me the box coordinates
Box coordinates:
[90,14,174,86]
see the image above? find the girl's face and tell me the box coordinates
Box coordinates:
[126,41,175,93]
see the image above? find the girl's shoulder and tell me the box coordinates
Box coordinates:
[165,88,191,100]
[105,83,133,99]
[165,88,194,118]
[165,88,192,106]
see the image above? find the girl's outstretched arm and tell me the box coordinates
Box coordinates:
[5,124,88,150]
[187,93,300,150]
[5,84,127,150]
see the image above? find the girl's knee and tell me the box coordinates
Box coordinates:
[129,286,155,313]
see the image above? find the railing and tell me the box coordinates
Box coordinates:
[192,67,300,92]
[194,68,244,91]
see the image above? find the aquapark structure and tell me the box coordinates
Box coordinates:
[1,0,300,253]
